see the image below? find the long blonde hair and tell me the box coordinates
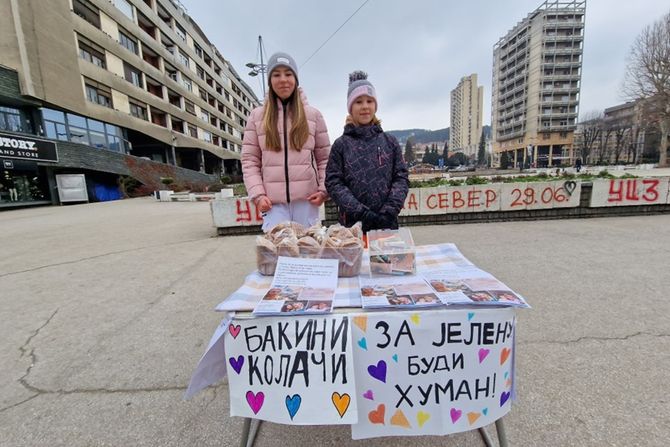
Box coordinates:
[262,88,309,151]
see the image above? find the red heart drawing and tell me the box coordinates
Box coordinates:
[229,324,241,339]
[368,404,385,425]
[500,347,511,365]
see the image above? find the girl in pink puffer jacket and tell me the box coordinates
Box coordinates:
[241,52,331,231]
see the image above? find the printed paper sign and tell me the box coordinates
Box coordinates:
[423,267,530,308]
[254,257,339,315]
[351,309,516,439]
[359,276,442,309]
[225,315,358,424]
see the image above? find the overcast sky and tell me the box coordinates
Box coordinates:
[184,0,668,136]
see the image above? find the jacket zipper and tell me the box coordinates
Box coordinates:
[310,151,318,188]
[283,104,290,203]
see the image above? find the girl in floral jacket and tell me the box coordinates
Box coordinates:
[325,71,409,232]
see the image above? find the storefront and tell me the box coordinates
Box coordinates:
[0,131,58,207]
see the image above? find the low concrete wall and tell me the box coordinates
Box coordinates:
[215,178,670,236]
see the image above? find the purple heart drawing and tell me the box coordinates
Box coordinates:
[246,391,265,415]
[450,407,462,423]
[478,348,490,363]
[229,355,244,374]
[367,360,387,383]
[363,390,374,400]
[500,391,511,407]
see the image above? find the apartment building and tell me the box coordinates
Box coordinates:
[491,0,585,168]
[449,74,483,159]
[0,0,258,205]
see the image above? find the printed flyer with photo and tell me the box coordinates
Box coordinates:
[359,275,443,309]
[253,256,339,316]
[423,266,530,308]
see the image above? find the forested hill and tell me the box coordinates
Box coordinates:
[386,128,449,145]
[387,125,491,145]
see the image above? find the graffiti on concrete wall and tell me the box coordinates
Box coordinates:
[589,178,670,207]
[400,180,581,216]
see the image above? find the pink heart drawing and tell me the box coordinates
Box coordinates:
[363,390,374,400]
[246,391,264,415]
[450,408,462,423]
[229,324,241,339]
[478,348,490,363]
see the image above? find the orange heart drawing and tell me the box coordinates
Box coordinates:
[368,404,385,425]
[331,392,351,418]
[467,412,481,424]
[353,315,367,332]
[500,347,511,365]
[390,409,411,428]
[417,411,430,427]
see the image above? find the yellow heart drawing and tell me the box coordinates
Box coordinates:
[353,315,367,332]
[331,392,351,418]
[417,411,430,427]
[410,314,420,325]
[467,412,481,424]
[390,409,411,428]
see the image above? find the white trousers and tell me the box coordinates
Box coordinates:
[261,200,320,232]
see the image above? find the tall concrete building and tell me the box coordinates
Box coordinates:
[491,0,585,168]
[0,0,258,206]
[449,74,484,158]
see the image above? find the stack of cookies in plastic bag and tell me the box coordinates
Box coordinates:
[256,222,364,277]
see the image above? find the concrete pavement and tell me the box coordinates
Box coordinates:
[0,198,668,446]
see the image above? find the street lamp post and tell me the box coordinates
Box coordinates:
[246,35,267,98]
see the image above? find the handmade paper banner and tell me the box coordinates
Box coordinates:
[225,314,358,424]
[350,308,515,439]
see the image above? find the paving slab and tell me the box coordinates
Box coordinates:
[0,198,668,446]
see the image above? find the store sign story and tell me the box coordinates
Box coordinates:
[0,132,58,163]
[351,309,516,439]
[225,315,358,425]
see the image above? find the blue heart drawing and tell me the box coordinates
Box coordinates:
[367,360,387,383]
[392,354,399,363]
[357,337,367,350]
[504,371,509,379]
[467,312,475,321]
[482,408,488,416]
[500,391,511,407]
[285,394,302,420]
[228,356,244,374]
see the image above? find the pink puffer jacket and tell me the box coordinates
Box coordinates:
[241,88,330,204]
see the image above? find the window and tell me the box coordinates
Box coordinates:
[178,50,189,67]
[175,22,186,41]
[129,102,148,120]
[184,100,196,115]
[196,65,205,80]
[85,83,112,108]
[119,30,138,54]
[188,125,198,138]
[182,76,192,92]
[124,63,143,88]
[111,0,133,20]
[73,0,100,29]
[194,43,203,59]
[200,109,209,122]
[0,106,27,133]
[202,130,212,143]
[78,39,106,68]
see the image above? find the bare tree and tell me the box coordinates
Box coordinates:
[577,111,603,164]
[623,11,670,167]
[612,125,630,164]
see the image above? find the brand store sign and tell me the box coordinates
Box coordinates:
[0,132,58,163]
